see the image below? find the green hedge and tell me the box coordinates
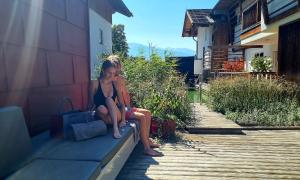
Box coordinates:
[122,53,192,127]
[208,77,300,126]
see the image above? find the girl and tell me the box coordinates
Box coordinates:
[108,55,161,156]
[92,60,126,139]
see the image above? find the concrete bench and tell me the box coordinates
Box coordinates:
[0,107,139,180]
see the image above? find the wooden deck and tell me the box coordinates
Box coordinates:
[191,103,241,128]
[117,130,300,180]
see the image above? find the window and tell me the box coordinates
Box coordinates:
[242,1,261,30]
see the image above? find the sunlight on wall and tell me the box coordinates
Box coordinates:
[7,1,44,103]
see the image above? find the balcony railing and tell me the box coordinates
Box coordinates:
[204,46,245,72]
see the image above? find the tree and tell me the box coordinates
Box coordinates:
[112,24,129,57]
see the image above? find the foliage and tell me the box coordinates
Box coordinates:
[223,60,245,72]
[250,56,272,72]
[112,24,129,57]
[122,50,192,127]
[208,77,300,126]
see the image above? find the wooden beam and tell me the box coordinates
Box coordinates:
[261,0,269,24]
[240,26,261,40]
[208,45,263,49]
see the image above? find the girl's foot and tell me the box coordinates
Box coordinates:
[144,148,163,157]
[113,129,122,139]
[149,139,160,148]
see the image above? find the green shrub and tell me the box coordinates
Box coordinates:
[250,56,272,72]
[208,77,300,126]
[121,51,192,127]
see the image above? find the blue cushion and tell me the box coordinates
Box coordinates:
[38,125,134,167]
[7,159,101,180]
[0,107,32,178]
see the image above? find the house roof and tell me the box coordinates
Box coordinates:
[213,0,239,10]
[109,0,133,17]
[182,9,214,37]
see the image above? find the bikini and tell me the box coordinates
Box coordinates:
[94,80,117,108]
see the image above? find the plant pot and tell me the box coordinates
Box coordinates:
[162,120,176,139]
[150,118,159,136]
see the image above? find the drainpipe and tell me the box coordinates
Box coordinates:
[193,36,198,59]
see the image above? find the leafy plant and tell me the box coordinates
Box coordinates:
[122,49,192,127]
[250,56,272,72]
[208,77,300,126]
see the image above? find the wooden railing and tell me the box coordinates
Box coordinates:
[204,46,244,72]
[213,72,278,80]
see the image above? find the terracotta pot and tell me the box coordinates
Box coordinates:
[150,118,159,136]
[162,120,176,139]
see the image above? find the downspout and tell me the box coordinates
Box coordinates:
[193,36,198,59]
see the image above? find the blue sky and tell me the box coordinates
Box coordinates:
[113,0,218,50]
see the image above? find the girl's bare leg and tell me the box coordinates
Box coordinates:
[130,112,161,156]
[136,108,160,148]
[106,97,122,139]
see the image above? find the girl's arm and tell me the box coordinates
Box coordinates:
[114,81,126,126]
[119,76,131,108]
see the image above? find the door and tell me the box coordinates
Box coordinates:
[278,20,300,82]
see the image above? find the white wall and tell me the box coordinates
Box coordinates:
[197,26,213,59]
[245,45,274,71]
[89,8,112,80]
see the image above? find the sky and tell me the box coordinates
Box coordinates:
[113,0,218,50]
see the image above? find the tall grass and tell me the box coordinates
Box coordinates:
[208,77,300,126]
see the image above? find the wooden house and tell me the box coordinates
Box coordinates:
[184,0,300,80]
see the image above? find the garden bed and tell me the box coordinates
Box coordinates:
[207,77,300,127]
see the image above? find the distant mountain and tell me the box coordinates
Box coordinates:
[128,43,195,59]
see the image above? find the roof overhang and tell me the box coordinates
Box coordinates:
[109,0,133,17]
[213,0,239,11]
[182,9,213,37]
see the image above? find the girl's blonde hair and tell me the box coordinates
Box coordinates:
[99,60,116,78]
[107,55,121,66]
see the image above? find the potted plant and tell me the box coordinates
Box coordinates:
[150,116,160,137]
[160,114,177,139]
[250,56,272,72]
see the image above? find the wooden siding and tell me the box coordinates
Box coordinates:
[0,0,92,136]
[267,0,298,20]
[278,20,300,82]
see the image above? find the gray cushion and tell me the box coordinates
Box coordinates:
[71,120,107,141]
[0,107,32,178]
[7,159,101,180]
[38,125,134,167]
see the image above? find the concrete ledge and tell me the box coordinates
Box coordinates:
[186,127,244,135]
[187,126,300,135]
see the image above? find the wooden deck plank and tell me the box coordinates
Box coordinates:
[117,130,300,180]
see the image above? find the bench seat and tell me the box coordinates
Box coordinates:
[37,125,134,167]
[8,159,101,180]
[1,107,139,180]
